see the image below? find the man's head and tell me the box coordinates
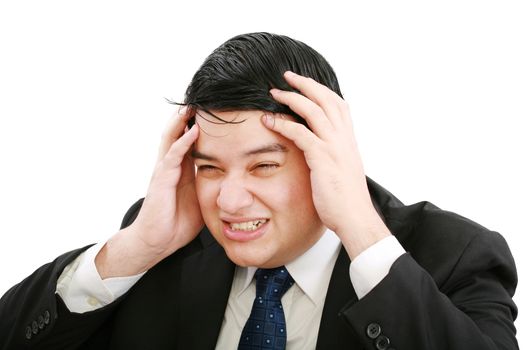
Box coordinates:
[184,33,341,267]
[183,32,342,125]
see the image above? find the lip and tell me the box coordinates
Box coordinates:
[222,220,269,242]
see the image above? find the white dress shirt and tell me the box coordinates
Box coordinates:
[56,232,404,349]
[215,229,341,349]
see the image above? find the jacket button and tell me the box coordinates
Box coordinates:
[43,310,50,325]
[375,335,390,350]
[25,326,32,340]
[366,322,381,339]
[38,315,45,329]
[31,321,39,335]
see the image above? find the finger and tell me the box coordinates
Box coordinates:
[283,71,347,125]
[179,149,196,184]
[157,106,191,161]
[162,124,199,170]
[270,89,333,140]
[261,114,320,157]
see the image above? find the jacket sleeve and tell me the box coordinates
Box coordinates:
[0,246,118,350]
[340,231,518,350]
[0,199,145,350]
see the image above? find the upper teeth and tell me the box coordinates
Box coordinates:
[230,220,267,231]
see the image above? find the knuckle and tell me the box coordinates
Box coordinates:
[309,104,325,119]
[307,76,317,84]
[296,123,310,137]
[320,84,334,96]
[164,149,183,165]
[166,142,178,158]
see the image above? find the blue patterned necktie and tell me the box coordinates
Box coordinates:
[238,267,295,350]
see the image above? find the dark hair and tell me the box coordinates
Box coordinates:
[176,32,342,126]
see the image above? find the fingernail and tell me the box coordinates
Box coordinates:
[284,71,297,77]
[178,106,188,115]
[262,114,275,128]
[270,88,281,95]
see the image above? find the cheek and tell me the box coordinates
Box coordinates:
[195,180,218,214]
[257,160,314,212]
[196,180,226,244]
[254,177,295,209]
[259,178,315,222]
[285,165,314,207]
[279,166,319,225]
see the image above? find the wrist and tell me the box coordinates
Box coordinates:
[337,213,391,260]
[95,227,164,279]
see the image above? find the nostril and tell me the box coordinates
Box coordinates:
[217,185,254,213]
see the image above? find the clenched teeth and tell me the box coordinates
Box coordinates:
[229,219,268,231]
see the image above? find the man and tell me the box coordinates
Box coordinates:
[0,32,518,349]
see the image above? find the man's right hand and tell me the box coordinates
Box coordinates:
[95,107,203,279]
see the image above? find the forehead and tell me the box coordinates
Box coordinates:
[194,110,293,156]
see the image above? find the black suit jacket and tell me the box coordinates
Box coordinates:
[0,178,518,349]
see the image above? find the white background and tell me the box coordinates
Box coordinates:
[0,0,523,345]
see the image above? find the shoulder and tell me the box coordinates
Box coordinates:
[368,178,516,289]
[367,177,496,248]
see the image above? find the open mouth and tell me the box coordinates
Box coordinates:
[222,218,270,242]
[229,219,268,231]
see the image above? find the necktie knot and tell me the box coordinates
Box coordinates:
[255,267,294,301]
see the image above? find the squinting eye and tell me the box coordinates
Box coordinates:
[253,163,279,176]
[197,165,221,174]
[257,164,278,170]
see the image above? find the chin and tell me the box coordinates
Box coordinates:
[223,244,276,268]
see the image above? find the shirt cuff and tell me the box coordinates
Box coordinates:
[56,242,145,313]
[349,235,405,299]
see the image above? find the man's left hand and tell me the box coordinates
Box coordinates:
[265,71,391,259]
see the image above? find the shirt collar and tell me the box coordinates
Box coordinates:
[237,229,341,305]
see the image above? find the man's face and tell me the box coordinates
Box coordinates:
[193,110,325,268]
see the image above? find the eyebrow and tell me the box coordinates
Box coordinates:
[191,142,288,161]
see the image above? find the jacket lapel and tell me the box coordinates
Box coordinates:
[177,237,235,349]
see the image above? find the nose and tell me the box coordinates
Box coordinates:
[216,177,254,214]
